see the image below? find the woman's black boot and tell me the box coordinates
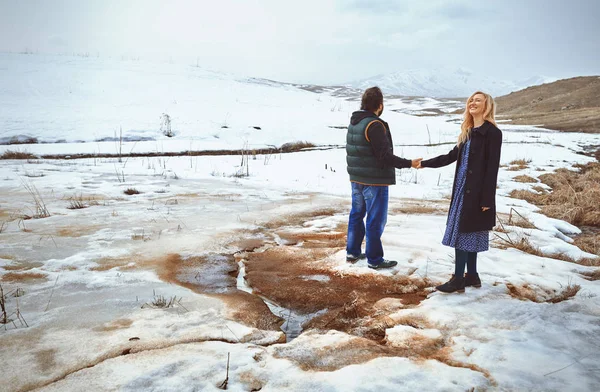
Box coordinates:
[465,273,481,288]
[436,274,466,293]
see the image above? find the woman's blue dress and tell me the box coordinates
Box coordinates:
[442,137,490,252]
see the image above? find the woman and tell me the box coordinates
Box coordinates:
[419,91,502,293]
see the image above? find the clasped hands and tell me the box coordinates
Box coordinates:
[410,158,490,212]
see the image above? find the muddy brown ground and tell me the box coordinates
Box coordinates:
[138,206,436,345]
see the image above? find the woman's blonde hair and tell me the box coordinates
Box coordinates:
[458,91,496,145]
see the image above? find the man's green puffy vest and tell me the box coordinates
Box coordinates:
[346,116,396,185]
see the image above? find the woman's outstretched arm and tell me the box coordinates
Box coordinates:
[420,145,459,169]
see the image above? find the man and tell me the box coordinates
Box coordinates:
[346,86,421,269]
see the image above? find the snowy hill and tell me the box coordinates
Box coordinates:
[0,53,355,148]
[350,68,556,98]
[0,53,469,156]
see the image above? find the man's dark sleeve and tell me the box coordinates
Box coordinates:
[367,122,412,169]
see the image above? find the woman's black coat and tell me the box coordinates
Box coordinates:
[421,120,502,233]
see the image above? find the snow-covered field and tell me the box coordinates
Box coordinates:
[1,54,599,392]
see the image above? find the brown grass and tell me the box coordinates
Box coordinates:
[279,141,316,152]
[506,282,581,303]
[492,232,598,265]
[513,175,538,183]
[496,76,600,133]
[261,207,343,230]
[55,225,100,238]
[493,233,544,257]
[1,261,43,272]
[573,231,600,257]
[510,162,600,227]
[148,253,282,331]
[275,228,347,248]
[0,150,37,159]
[93,318,134,332]
[507,166,524,171]
[1,272,48,282]
[90,256,137,272]
[510,159,532,166]
[496,208,536,229]
[390,204,445,215]
[271,328,496,386]
[580,269,600,281]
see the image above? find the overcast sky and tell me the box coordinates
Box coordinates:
[1,0,599,84]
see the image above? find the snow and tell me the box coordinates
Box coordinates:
[1,53,599,392]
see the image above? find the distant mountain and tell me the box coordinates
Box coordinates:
[496,76,600,133]
[349,68,556,98]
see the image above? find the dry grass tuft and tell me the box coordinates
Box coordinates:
[493,231,597,265]
[513,175,538,183]
[499,208,537,229]
[507,159,531,171]
[493,232,544,257]
[21,180,50,219]
[507,166,525,171]
[141,294,182,309]
[279,141,316,152]
[573,233,600,257]
[580,269,600,281]
[1,150,37,159]
[506,282,581,303]
[510,162,600,227]
[390,204,444,215]
[510,159,532,166]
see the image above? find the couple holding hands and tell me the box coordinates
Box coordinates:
[345,87,502,294]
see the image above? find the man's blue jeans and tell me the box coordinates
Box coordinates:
[346,182,388,265]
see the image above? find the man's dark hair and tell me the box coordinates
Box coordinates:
[360,86,383,112]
